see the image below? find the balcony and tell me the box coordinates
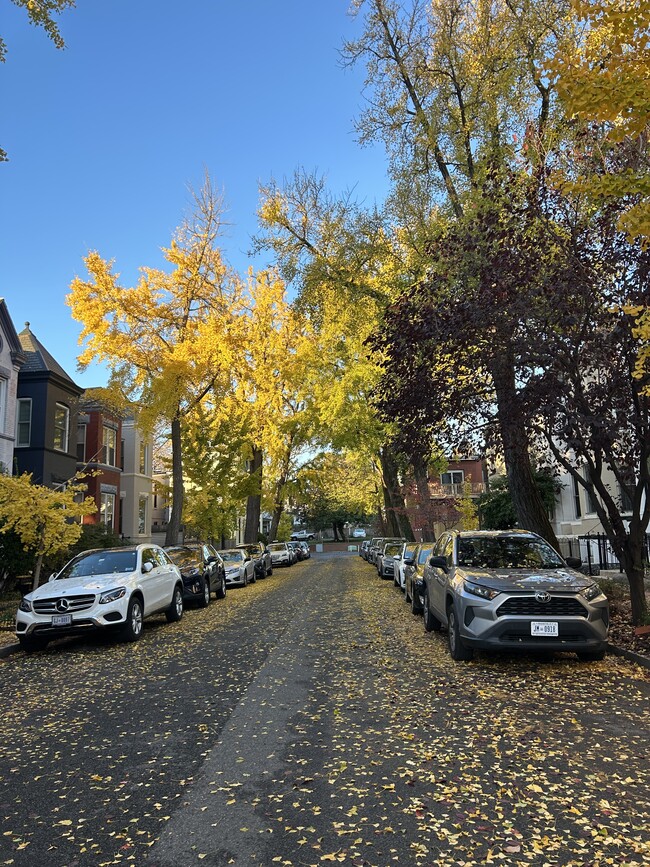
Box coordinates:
[429,481,486,498]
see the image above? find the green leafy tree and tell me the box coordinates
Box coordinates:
[478,472,560,531]
[343,0,576,546]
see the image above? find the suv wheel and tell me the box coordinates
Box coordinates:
[216,575,226,599]
[410,586,423,615]
[198,576,211,608]
[19,634,49,653]
[121,595,144,642]
[447,604,473,660]
[166,585,184,623]
[423,591,442,633]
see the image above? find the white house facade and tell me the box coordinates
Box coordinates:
[0,301,25,474]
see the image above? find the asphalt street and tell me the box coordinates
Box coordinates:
[0,553,648,867]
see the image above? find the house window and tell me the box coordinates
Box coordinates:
[100,492,115,529]
[572,475,582,519]
[619,480,634,513]
[0,378,6,431]
[77,423,87,462]
[138,495,148,535]
[102,426,117,466]
[53,404,69,452]
[584,472,598,515]
[441,470,464,487]
[16,399,32,447]
[139,441,148,475]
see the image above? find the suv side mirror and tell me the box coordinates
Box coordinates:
[142,561,154,573]
[565,556,582,569]
[429,555,448,572]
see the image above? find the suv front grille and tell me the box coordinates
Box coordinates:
[496,596,587,618]
[33,594,96,615]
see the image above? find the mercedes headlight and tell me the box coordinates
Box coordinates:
[99,587,127,604]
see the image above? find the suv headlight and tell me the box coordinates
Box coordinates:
[99,587,127,604]
[18,598,32,613]
[464,581,499,601]
[580,583,602,601]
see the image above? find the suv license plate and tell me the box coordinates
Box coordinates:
[51,614,72,627]
[531,621,558,637]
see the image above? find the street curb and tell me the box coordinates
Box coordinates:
[606,642,650,670]
[0,641,20,659]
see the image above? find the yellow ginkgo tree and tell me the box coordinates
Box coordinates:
[238,269,318,543]
[0,473,96,589]
[551,0,650,385]
[68,175,243,545]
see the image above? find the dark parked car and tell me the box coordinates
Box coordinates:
[405,544,434,615]
[236,543,273,578]
[421,529,609,661]
[165,543,226,607]
[287,541,307,561]
[377,541,403,580]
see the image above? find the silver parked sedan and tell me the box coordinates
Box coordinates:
[421,530,609,662]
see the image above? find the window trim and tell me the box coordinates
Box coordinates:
[16,398,32,448]
[53,403,70,452]
[102,425,117,467]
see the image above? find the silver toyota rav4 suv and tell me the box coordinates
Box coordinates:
[421,529,609,662]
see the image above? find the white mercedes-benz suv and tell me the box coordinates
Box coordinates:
[15,545,184,652]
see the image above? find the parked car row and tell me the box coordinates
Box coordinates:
[364,529,610,663]
[268,540,311,567]
[15,537,312,652]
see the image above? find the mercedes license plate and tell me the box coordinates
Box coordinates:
[51,614,72,627]
[531,621,558,637]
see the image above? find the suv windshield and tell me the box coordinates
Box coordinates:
[58,550,138,579]
[457,536,565,570]
[268,543,286,551]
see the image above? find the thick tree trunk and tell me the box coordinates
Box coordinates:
[244,447,263,543]
[32,552,44,591]
[380,450,415,540]
[411,451,435,542]
[268,474,287,543]
[610,528,648,626]
[491,354,559,549]
[165,416,184,547]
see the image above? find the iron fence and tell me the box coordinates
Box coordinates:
[558,533,650,575]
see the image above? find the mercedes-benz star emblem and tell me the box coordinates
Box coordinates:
[55,598,70,612]
[534,591,551,604]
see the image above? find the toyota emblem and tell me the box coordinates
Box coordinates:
[55,598,70,612]
[534,591,551,604]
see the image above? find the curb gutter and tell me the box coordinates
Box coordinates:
[2,635,649,669]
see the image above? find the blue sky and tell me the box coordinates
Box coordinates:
[0,0,387,387]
